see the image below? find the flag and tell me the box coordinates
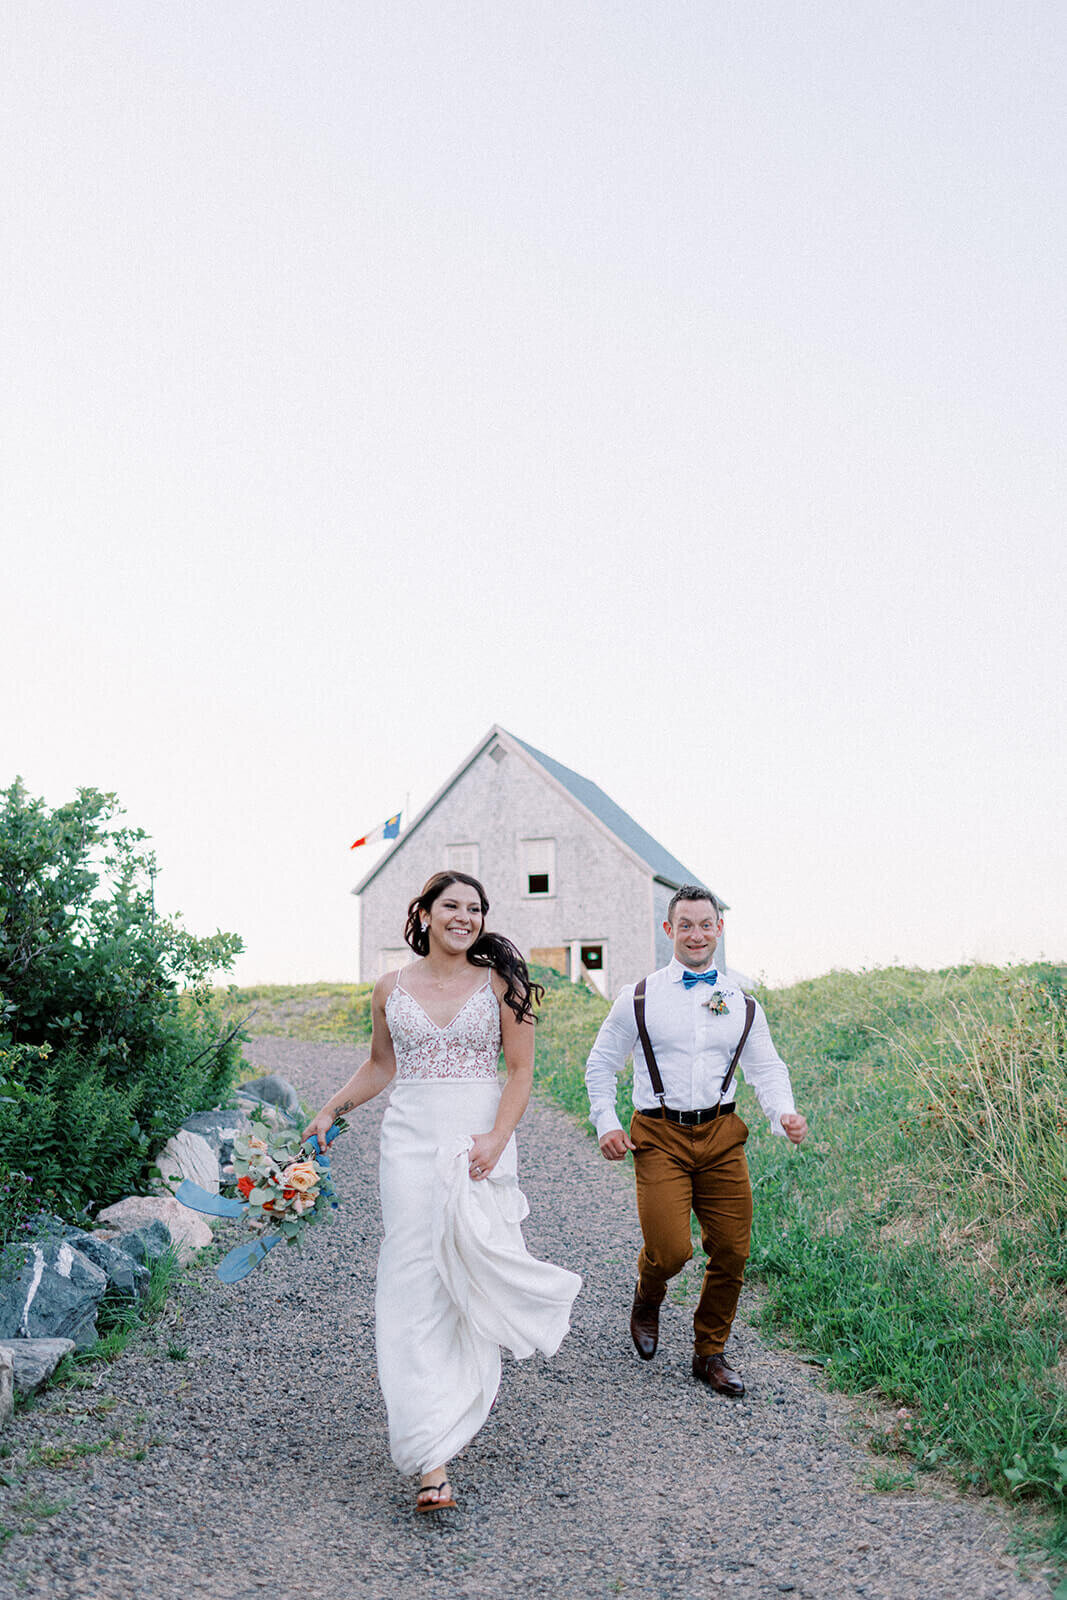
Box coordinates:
[350,812,402,850]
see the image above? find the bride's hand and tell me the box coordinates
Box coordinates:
[301,1108,335,1155]
[468,1131,506,1182]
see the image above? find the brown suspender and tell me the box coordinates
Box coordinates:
[633,976,756,1110]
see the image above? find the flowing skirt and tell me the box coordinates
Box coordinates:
[375,1079,581,1474]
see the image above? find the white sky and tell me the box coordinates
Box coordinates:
[3,2,1064,987]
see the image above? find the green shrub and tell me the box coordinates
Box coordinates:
[0,780,244,1217]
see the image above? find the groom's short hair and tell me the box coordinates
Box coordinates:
[667,885,721,923]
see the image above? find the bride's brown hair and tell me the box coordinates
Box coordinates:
[403,872,544,1026]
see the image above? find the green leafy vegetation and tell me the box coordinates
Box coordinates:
[0,780,245,1218]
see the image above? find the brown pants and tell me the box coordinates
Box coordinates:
[630,1109,753,1357]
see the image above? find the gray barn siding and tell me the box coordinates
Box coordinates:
[358,744,655,993]
[652,879,676,969]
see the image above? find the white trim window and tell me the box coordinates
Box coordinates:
[444,843,480,877]
[521,837,556,897]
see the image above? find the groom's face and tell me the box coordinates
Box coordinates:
[665,899,723,971]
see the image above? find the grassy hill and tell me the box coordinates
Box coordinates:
[220,961,1066,1561]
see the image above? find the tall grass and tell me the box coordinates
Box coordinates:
[750,963,1066,1563]
[891,972,1066,1228]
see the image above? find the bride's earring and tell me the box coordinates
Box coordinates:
[420,921,429,933]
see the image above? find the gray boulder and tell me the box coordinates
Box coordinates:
[95,1196,210,1264]
[180,1108,251,1173]
[61,1230,150,1299]
[0,1337,75,1395]
[236,1073,302,1124]
[115,1220,172,1268]
[0,1241,107,1350]
[152,1127,220,1199]
[0,1345,12,1426]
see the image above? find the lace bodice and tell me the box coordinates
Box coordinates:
[386,975,502,1082]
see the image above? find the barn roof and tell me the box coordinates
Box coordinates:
[505,731,704,889]
[352,724,718,899]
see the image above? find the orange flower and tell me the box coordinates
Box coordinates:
[237,1176,253,1199]
[281,1160,320,1195]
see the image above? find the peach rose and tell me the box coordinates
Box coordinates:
[281,1160,320,1195]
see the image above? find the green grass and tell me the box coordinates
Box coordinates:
[213,982,373,1043]
[744,963,1066,1563]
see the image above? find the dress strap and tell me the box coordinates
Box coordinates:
[392,967,406,995]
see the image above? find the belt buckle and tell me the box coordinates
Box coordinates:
[679,1108,698,1127]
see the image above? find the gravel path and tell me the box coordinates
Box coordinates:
[0,1038,1053,1600]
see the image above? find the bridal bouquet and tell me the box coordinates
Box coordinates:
[232,1120,342,1246]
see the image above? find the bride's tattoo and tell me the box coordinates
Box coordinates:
[335,1098,356,1116]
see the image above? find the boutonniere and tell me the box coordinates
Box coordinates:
[703,993,729,1015]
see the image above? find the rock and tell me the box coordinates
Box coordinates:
[180,1108,251,1174]
[0,1345,12,1425]
[0,1337,75,1395]
[95,1196,212,1264]
[152,1127,220,1198]
[116,1221,172,1267]
[0,1241,108,1349]
[22,1211,73,1239]
[236,1074,302,1124]
[61,1230,150,1299]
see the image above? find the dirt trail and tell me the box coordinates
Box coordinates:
[0,1037,1052,1600]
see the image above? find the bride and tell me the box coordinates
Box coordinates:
[303,870,581,1512]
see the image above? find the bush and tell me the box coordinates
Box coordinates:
[0,779,244,1217]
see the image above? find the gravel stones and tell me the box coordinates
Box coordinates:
[0,1034,1054,1600]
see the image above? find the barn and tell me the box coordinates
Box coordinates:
[353,725,725,997]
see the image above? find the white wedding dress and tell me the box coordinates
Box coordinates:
[375,970,582,1474]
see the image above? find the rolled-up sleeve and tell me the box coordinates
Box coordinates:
[738,1001,796,1135]
[584,986,640,1140]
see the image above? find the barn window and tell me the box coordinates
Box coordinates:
[488,743,507,764]
[445,843,480,876]
[379,947,412,976]
[521,838,556,897]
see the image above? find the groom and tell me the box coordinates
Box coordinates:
[584,886,807,1396]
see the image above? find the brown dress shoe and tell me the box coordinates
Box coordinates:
[630,1282,660,1360]
[692,1353,745,1396]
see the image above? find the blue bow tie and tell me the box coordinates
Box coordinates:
[682,969,718,989]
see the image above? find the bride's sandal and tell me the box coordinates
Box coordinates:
[416,1478,457,1513]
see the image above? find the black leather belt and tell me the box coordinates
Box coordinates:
[637,1104,736,1126]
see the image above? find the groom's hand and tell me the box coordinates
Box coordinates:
[599,1130,635,1161]
[780,1112,808,1144]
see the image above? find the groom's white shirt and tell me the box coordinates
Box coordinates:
[584,959,796,1141]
